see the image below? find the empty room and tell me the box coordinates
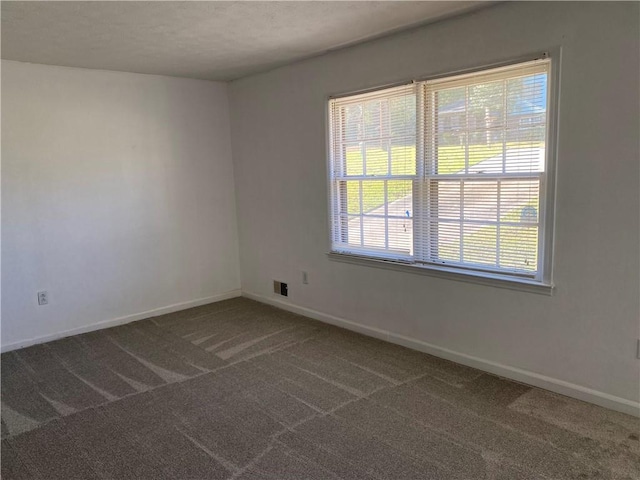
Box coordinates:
[1,1,639,478]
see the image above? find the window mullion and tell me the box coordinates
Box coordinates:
[358,180,364,247]
[536,175,545,282]
[497,180,502,268]
[464,86,469,174]
[460,180,464,263]
[361,141,366,175]
[384,180,389,250]
[502,79,507,174]
[414,82,427,262]
[386,138,392,176]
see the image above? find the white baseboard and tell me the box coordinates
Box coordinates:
[242,291,640,418]
[1,289,242,353]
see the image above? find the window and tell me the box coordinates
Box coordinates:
[328,58,555,288]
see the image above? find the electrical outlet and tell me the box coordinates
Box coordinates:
[37,291,48,305]
[302,271,309,285]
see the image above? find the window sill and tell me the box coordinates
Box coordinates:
[327,252,554,295]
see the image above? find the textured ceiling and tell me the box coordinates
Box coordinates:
[1,1,490,81]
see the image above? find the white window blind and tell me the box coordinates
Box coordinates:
[329,58,552,283]
[330,84,418,260]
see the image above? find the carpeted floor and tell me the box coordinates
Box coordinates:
[1,297,638,479]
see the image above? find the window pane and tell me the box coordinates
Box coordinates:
[362,216,386,249]
[389,95,416,137]
[342,181,361,214]
[390,139,416,175]
[428,179,460,220]
[433,134,466,174]
[428,222,460,262]
[344,143,363,176]
[435,86,465,134]
[463,224,497,266]
[468,80,505,129]
[500,180,540,222]
[364,140,389,176]
[500,226,538,272]
[387,180,413,215]
[344,215,362,246]
[388,218,412,254]
[504,139,545,173]
[363,100,383,140]
[361,180,385,213]
[466,131,505,173]
[463,180,498,222]
[342,104,363,143]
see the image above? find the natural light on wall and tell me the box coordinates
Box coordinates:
[329,58,552,285]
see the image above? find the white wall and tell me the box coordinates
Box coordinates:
[230,1,640,410]
[2,61,240,349]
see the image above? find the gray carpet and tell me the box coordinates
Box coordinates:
[1,297,638,479]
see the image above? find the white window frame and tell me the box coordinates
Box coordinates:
[327,53,559,295]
